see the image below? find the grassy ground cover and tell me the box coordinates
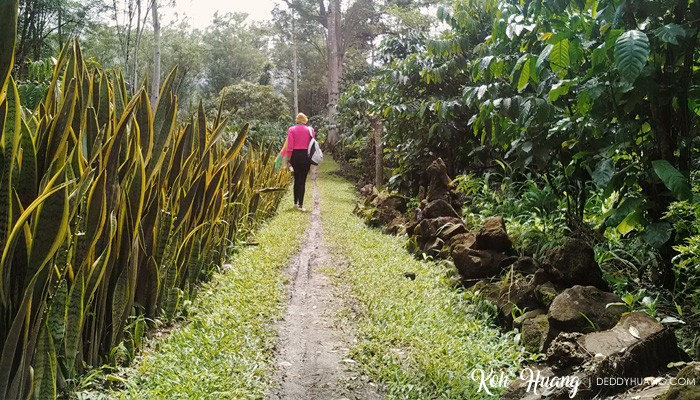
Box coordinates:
[109,190,310,399]
[317,160,523,399]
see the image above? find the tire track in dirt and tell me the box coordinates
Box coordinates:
[269,168,381,400]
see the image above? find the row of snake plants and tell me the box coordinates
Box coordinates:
[0,9,289,398]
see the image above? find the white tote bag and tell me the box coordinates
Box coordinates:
[307,126,323,165]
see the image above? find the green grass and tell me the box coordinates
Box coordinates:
[317,160,523,399]
[110,189,310,399]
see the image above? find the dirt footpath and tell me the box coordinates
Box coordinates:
[268,169,381,400]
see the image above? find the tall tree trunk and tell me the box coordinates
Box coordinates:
[132,0,141,95]
[372,117,383,187]
[292,9,299,116]
[58,5,63,51]
[150,0,160,111]
[326,0,341,146]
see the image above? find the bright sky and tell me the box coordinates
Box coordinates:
[164,0,278,29]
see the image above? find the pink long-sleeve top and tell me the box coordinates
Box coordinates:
[285,124,315,158]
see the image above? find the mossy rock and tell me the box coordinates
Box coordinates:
[535,282,558,309]
[522,314,549,353]
[663,362,700,400]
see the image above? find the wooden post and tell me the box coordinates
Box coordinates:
[371,117,383,187]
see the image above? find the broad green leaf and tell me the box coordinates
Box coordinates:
[517,58,530,91]
[549,39,570,72]
[568,40,583,65]
[644,222,672,248]
[614,30,650,84]
[592,158,615,189]
[617,210,644,235]
[548,80,571,102]
[536,44,553,74]
[606,197,644,228]
[652,160,692,201]
[654,23,685,45]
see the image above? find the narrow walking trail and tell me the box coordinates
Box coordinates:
[269,169,381,399]
[117,159,521,400]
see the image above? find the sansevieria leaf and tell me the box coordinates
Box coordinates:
[0,77,22,256]
[33,322,57,400]
[64,265,84,375]
[0,179,70,304]
[0,0,18,98]
[614,30,650,84]
[0,275,37,398]
[26,178,69,282]
[47,280,68,348]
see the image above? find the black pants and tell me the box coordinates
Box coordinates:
[290,149,311,207]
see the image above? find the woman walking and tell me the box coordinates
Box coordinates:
[286,113,315,211]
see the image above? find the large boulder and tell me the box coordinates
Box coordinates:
[385,215,408,235]
[423,237,445,258]
[579,325,687,398]
[534,282,558,309]
[438,223,467,241]
[514,309,547,329]
[422,198,460,219]
[472,278,542,327]
[545,238,608,290]
[376,194,407,214]
[448,230,477,250]
[473,216,512,253]
[419,217,462,239]
[504,313,690,399]
[511,257,540,275]
[545,332,588,371]
[577,312,663,357]
[359,184,376,199]
[452,246,508,280]
[426,158,453,201]
[548,285,626,333]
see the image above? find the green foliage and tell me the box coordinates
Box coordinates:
[17,58,54,109]
[214,81,291,123]
[318,160,522,398]
[203,13,270,94]
[338,0,700,293]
